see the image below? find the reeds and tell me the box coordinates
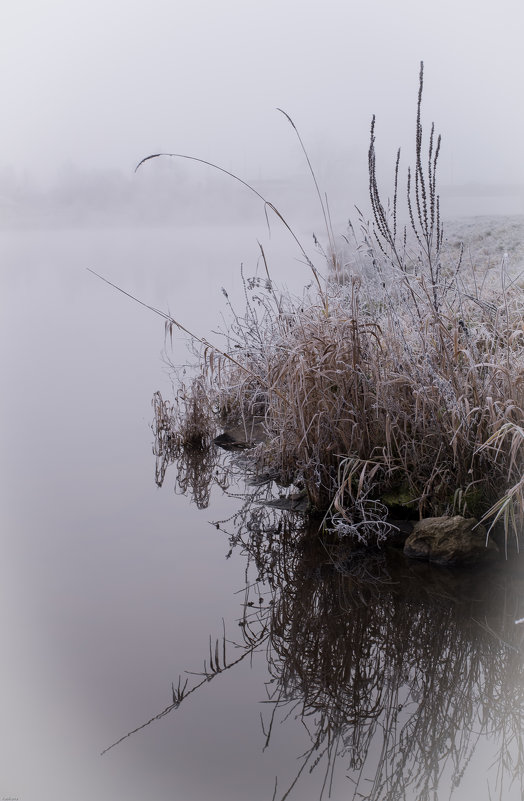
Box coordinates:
[151,63,524,550]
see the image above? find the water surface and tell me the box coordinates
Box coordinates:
[1,224,523,801]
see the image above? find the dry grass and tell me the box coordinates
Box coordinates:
[198,260,523,540]
[152,63,524,550]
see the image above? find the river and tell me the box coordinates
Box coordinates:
[1,222,523,801]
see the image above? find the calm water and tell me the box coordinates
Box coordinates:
[1,224,523,801]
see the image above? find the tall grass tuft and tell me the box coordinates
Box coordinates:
[150,63,524,550]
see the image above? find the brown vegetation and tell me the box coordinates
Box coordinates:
[151,63,524,550]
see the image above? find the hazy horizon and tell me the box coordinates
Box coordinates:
[1,155,523,231]
[2,0,523,204]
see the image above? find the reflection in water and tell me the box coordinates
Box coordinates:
[118,434,524,800]
[152,389,224,509]
[226,501,524,801]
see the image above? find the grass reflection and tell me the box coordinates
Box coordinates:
[108,442,524,800]
[229,501,524,800]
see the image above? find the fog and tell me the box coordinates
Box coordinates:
[2,5,524,800]
[1,0,524,225]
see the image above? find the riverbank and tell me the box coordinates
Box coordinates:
[155,207,524,555]
[154,66,523,556]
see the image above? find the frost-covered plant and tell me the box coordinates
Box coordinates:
[147,64,523,550]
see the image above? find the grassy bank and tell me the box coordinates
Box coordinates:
[154,65,524,550]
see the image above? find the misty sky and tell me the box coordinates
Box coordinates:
[1,0,523,190]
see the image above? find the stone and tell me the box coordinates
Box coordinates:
[263,490,309,513]
[403,515,499,566]
[213,419,266,451]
